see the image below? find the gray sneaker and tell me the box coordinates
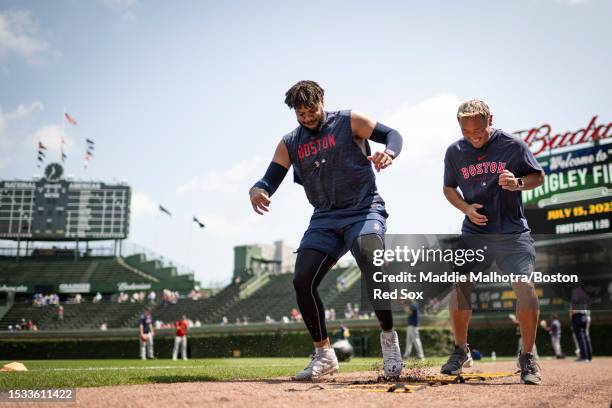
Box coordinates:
[519,352,541,385]
[381,330,404,378]
[293,348,339,380]
[441,345,473,375]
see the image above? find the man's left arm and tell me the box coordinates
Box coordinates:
[499,141,545,191]
[499,171,544,191]
[351,111,403,172]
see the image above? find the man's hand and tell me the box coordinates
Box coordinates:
[367,151,393,172]
[465,203,488,226]
[499,170,519,191]
[249,187,271,215]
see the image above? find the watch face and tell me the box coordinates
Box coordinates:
[384,149,396,158]
[44,163,64,182]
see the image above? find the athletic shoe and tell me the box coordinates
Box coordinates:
[381,330,403,378]
[293,348,339,380]
[519,352,541,385]
[441,345,473,375]
[575,358,590,363]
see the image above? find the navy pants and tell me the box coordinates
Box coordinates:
[571,313,592,360]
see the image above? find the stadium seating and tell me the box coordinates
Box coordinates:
[151,266,361,324]
[0,264,376,330]
[0,300,149,331]
[0,256,158,286]
[151,283,241,325]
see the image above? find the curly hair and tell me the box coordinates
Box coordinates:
[284,80,324,109]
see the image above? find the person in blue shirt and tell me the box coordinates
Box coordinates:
[249,80,404,380]
[547,314,563,358]
[139,307,155,360]
[441,100,545,385]
[403,300,424,360]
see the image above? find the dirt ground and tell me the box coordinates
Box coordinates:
[31,358,612,407]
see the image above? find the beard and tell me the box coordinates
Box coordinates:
[300,112,327,133]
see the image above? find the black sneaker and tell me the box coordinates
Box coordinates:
[441,345,473,375]
[519,352,541,385]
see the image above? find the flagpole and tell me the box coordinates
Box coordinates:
[187,216,193,271]
[155,211,160,255]
[61,108,65,164]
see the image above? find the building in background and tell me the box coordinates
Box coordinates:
[233,240,296,281]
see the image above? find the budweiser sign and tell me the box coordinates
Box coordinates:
[514,116,612,157]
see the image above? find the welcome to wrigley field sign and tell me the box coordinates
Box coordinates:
[517,116,612,235]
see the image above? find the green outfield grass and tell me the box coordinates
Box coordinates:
[0,357,511,390]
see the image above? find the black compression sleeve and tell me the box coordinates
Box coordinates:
[369,122,403,158]
[252,162,288,196]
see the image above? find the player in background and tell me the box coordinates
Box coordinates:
[139,307,155,360]
[403,300,424,360]
[172,315,189,360]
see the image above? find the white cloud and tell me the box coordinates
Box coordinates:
[376,93,465,234]
[177,156,267,194]
[3,102,44,123]
[0,101,44,169]
[0,9,49,63]
[382,93,461,162]
[31,124,76,152]
[0,101,44,133]
[130,190,158,218]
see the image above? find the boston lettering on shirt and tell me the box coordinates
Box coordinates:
[283,110,387,228]
[444,128,544,234]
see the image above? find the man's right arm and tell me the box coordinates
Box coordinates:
[443,148,488,227]
[443,186,488,227]
[249,141,291,215]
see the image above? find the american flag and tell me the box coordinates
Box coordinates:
[64,112,77,125]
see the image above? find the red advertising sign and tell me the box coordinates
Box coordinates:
[514,116,612,157]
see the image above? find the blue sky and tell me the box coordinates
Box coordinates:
[1,0,610,286]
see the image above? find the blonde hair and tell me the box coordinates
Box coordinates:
[457,100,490,123]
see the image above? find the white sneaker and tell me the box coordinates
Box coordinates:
[381,330,403,378]
[294,348,339,380]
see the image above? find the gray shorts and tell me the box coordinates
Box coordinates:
[454,232,536,276]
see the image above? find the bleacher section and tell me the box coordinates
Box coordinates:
[123,254,195,290]
[155,266,363,324]
[0,302,146,331]
[0,257,158,286]
[0,264,372,331]
[0,303,56,330]
[152,283,240,325]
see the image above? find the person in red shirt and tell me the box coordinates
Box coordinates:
[172,315,189,360]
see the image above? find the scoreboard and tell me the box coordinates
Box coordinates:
[0,163,130,241]
[522,142,612,235]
